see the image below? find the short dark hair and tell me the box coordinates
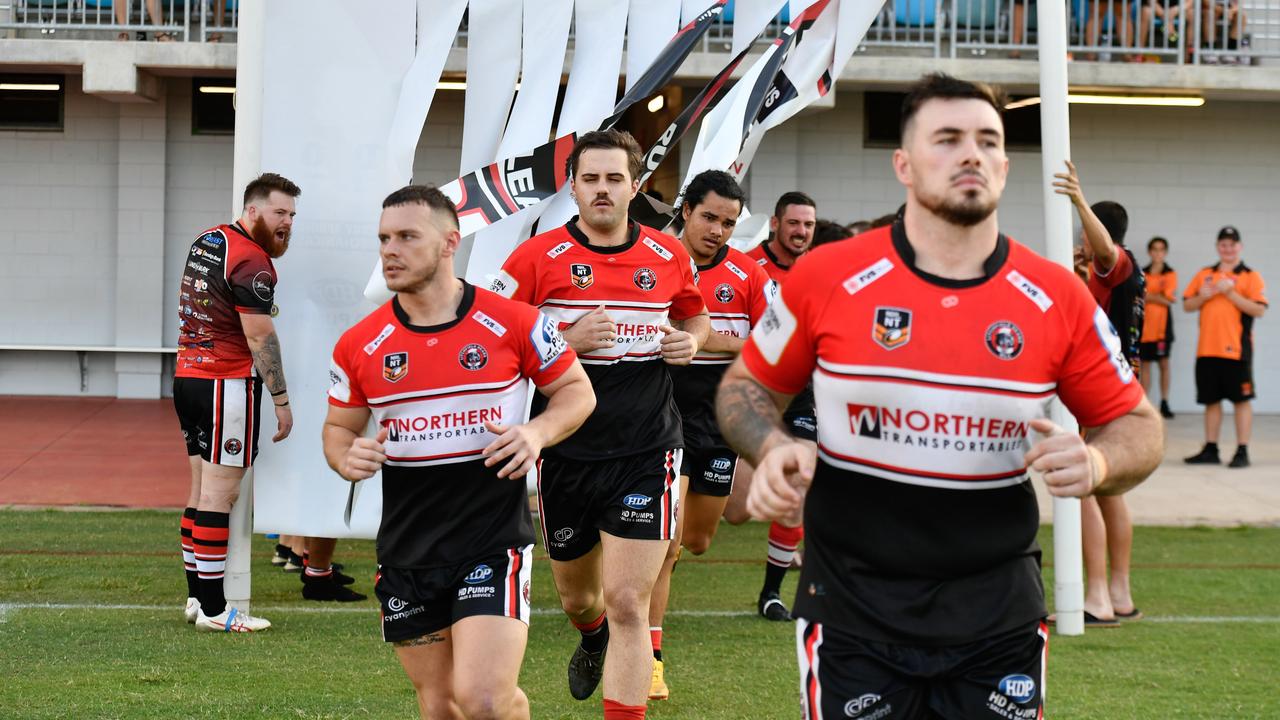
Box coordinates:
[243,172,301,207]
[1091,200,1129,245]
[683,170,745,213]
[382,184,460,229]
[811,219,851,249]
[568,129,644,182]
[774,191,816,219]
[869,212,899,229]
[1147,236,1168,251]
[900,73,1008,141]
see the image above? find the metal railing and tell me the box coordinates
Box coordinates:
[2,0,1274,62]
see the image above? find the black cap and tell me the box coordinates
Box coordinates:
[1218,225,1241,242]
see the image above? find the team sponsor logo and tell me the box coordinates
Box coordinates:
[689,257,700,285]
[251,271,274,301]
[458,343,489,371]
[193,278,209,292]
[998,675,1037,703]
[489,269,518,298]
[546,241,573,258]
[643,237,673,261]
[752,293,797,365]
[872,307,911,351]
[329,361,351,404]
[633,267,658,291]
[1006,270,1054,312]
[223,438,243,456]
[464,564,494,584]
[383,407,503,442]
[620,509,656,523]
[985,321,1025,360]
[714,283,735,303]
[842,257,894,295]
[191,247,205,258]
[846,404,1030,453]
[553,528,574,543]
[724,260,748,282]
[383,352,409,382]
[472,311,507,337]
[198,231,224,246]
[622,493,652,509]
[843,693,884,717]
[570,263,594,290]
[386,596,407,612]
[941,295,959,308]
[363,323,396,355]
[187,260,211,274]
[532,313,568,370]
[1091,307,1134,384]
[711,457,732,472]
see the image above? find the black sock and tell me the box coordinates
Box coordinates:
[193,510,230,617]
[761,562,787,597]
[579,618,609,653]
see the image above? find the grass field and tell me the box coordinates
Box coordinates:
[1,510,1277,719]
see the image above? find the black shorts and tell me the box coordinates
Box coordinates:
[681,446,737,497]
[172,376,263,468]
[796,619,1048,720]
[1138,340,1171,361]
[375,545,532,643]
[1195,357,1255,404]
[537,449,680,561]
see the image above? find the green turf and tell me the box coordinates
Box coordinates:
[1,510,1277,718]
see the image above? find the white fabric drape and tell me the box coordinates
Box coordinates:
[625,0,681,91]
[460,0,523,175]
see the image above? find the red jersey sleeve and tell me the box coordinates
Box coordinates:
[746,262,774,325]
[492,240,540,304]
[228,248,276,314]
[1055,289,1145,428]
[739,265,818,396]
[327,333,368,409]
[516,304,577,387]
[670,250,708,321]
[1090,248,1133,291]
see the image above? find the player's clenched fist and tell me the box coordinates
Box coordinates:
[340,426,388,482]
[562,304,617,353]
[1025,418,1105,498]
[746,439,815,527]
[659,324,697,365]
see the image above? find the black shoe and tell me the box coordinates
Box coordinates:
[758,591,792,622]
[271,544,290,566]
[1159,400,1175,419]
[567,642,606,700]
[301,574,367,602]
[282,551,305,572]
[331,568,356,586]
[1184,445,1221,465]
[1228,447,1250,468]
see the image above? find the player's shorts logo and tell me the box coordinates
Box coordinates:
[570,263,594,290]
[622,493,652,509]
[843,693,882,716]
[872,307,912,350]
[714,283,735,303]
[553,527,574,543]
[985,321,1025,360]
[997,675,1037,703]
[251,271,274,302]
[633,267,657,291]
[386,596,407,612]
[522,579,531,604]
[458,343,489,370]
[711,457,732,472]
[464,564,494,584]
[223,438,242,456]
[383,352,409,382]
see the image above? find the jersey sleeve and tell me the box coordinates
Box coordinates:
[228,251,275,314]
[1182,269,1208,299]
[1055,290,1145,428]
[1090,248,1133,290]
[1164,271,1178,301]
[1241,272,1268,306]
[669,248,708,321]
[491,241,539,303]
[518,306,577,387]
[327,334,368,408]
[739,268,818,396]
[747,263,774,325]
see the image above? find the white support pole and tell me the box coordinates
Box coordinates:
[225,0,266,614]
[1037,0,1084,637]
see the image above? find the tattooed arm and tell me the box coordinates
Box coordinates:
[716,358,813,525]
[241,312,293,442]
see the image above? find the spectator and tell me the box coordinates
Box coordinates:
[1054,161,1146,626]
[114,0,173,41]
[1183,226,1268,468]
[812,219,852,248]
[1200,0,1247,63]
[1140,237,1178,419]
[845,220,873,236]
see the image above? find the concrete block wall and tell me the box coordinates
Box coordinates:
[744,91,1280,413]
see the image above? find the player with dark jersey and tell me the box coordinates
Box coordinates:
[717,74,1163,720]
[173,173,299,633]
[323,185,595,720]
[646,170,772,700]
[491,130,709,720]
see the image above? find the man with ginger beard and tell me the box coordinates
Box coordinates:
[173,173,299,632]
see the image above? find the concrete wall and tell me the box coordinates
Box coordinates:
[745,91,1280,413]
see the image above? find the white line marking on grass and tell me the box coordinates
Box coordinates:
[3,604,1279,624]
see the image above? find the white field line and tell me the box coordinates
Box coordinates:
[1,603,1279,625]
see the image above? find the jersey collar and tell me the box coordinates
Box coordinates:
[761,238,793,270]
[891,219,1009,289]
[392,280,475,334]
[566,216,641,254]
[228,221,252,240]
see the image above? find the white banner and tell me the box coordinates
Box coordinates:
[732,0,790,55]
[626,0,682,91]
[253,0,416,537]
[460,0,523,175]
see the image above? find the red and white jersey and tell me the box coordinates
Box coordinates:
[741,223,1145,645]
[745,239,795,284]
[328,283,575,568]
[492,219,705,461]
[176,222,277,379]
